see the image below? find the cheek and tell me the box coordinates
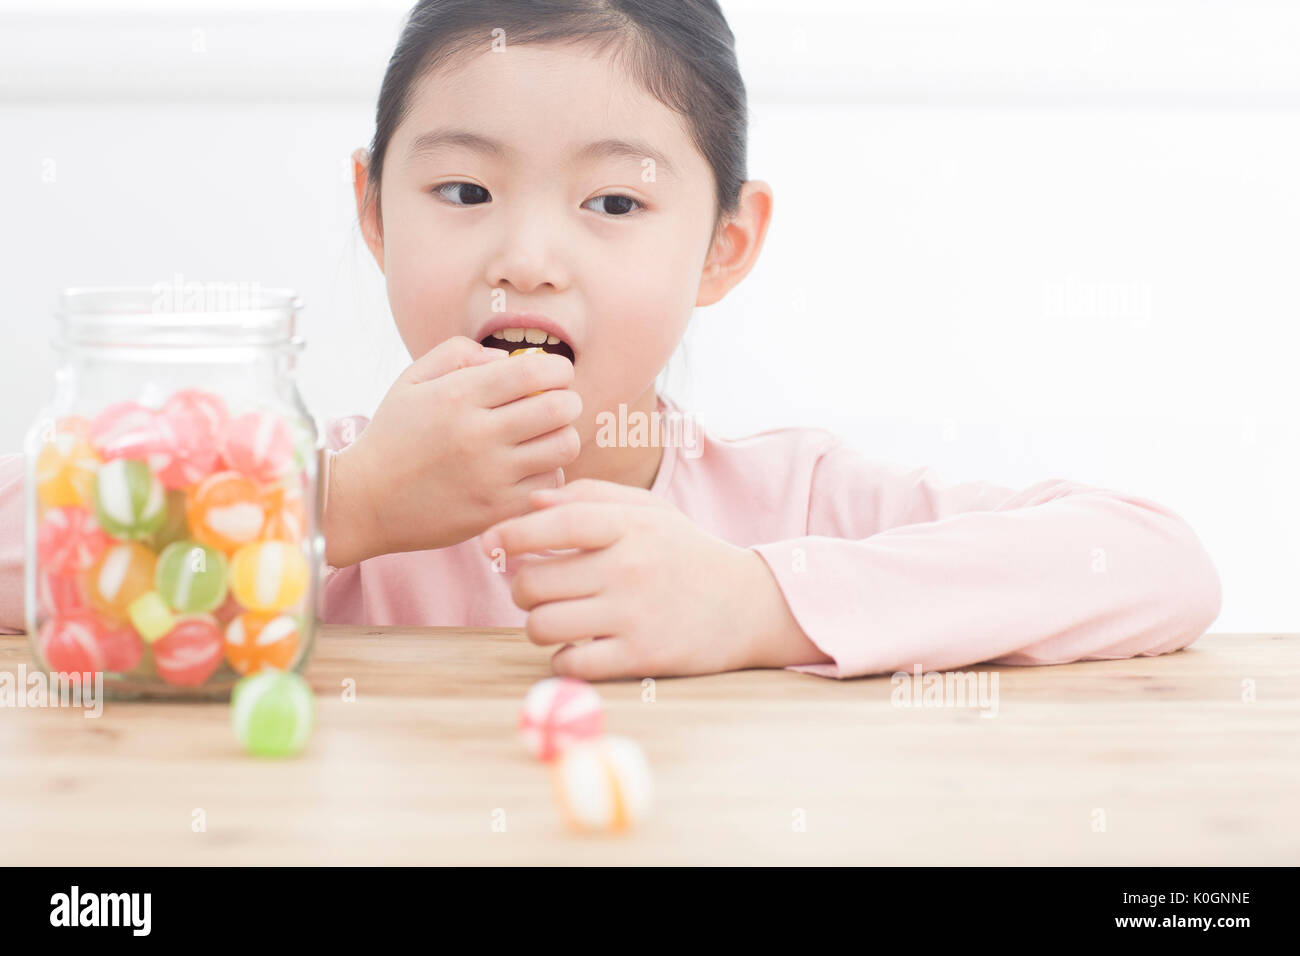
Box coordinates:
[382,213,473,355]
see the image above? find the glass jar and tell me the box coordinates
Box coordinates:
[23,285,324,700]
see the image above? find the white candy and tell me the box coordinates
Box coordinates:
[552,735,652,833]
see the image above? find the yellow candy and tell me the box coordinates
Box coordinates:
[34,419,101,508]
[86,541,158,624]
[229,541,308,612]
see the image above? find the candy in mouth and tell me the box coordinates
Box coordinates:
[482,329,575,364]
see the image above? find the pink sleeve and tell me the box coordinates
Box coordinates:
[750,437,1223,679]
[0,453,26,634]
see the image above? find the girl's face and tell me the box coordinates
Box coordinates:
[357,39,771,480]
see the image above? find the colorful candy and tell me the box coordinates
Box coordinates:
[30,386,320,692]
[258,478,306,544]
[33,417,99,508]
[37,568,88,616]
[220,410,294,483]
[155,540,228,613]
[98,618,144,672]
[38,610,106,677]
[157,389,228,489]
[152,615,224,686]
[518,677,604,761]
[36,506,108,575]
[146,489,192,552]
[229,540,308,612]
[92,458,166,539]
[186,471,265,552]
[224,612,300,675]
[88,401,176,472]
[231,670,314,757]
[85,540,157,623]
[551,736,653,833]
[126,590,177,643]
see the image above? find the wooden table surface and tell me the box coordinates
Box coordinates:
[1,628,1295,865]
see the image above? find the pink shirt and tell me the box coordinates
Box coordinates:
[0,392,1223,679]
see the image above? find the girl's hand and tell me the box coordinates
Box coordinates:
[478,478,817,679]
[325,335,581,565]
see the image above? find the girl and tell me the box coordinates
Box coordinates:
[0,0,1222,682]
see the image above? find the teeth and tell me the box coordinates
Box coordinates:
[490,327,564,345]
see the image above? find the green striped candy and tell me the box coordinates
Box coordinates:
[231,670,314,757]
[93,458,166,539]
[155,540,229,614]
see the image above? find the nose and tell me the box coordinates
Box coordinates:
[484,201,570,297]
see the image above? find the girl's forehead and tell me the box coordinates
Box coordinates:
[397,43,697,172]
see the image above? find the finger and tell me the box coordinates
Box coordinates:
[551,635,635,681]
[403,335,507,386]
[509,423,580,479]
[472,350,576,409]
[511,548,607,612]
[482,501,627,557]
[525,595,619,645]
[489,388,582,445]
[529,476,667,509]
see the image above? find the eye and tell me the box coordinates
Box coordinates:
[433,182,491,206]
[583,194,643,217]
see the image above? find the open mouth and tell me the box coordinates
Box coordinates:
[481,330,575,364]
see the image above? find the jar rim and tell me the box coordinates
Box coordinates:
[56,284,302,348]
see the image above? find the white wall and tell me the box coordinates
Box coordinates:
[2,0,1296,632]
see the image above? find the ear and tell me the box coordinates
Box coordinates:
[696,180,774,308]
[352,147,385,274]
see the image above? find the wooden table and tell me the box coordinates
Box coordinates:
[0,629,1295,865]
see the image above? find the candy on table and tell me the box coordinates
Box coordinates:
[85,540,158,623]
[88,401,176,473]
[146,488,192,552]
[34,416,100,509]
[228,540,308,612]
[38,610,106,676]
[224,611,300,675]
[186,470,267,553]
[98,618,144,672]
[518,676,604,761]
[127,590,177,643]
[155,539,228,613]
[550,735,653,833]
[220,409,294,483]
[37,567,88,616]
[92,458,167,540]
[231,669,315,757]
[36,505,109,575]
[152,614,224,686]
[156,389,228,489]
[258,478,306,544]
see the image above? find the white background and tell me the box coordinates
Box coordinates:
[2,0,1296,632]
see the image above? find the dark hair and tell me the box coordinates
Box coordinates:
[363,0,748,239]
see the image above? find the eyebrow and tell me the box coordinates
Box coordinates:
[404,126,677,180]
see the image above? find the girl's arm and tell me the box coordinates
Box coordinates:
[748,437,1223,679]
